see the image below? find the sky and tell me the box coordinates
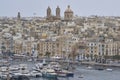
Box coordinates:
[0,0,120,17]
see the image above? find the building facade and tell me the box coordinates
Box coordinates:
[64,5,74,21]
[46,6,61,21]
[37,39,62,57]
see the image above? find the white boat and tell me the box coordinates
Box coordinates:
[12,64,31,77]
[42,59,47,65]
[87,66,92,69]
[41,68,56,74]
[0,67,12,79]
[0,66,8,72]
[61,70,74,77]
[13,72,31,77]
[33,59,48,71]
[0,73,12,79]
[35,63,43,69]
[41,68,57,79]
[55,69,74,77]
[49,62,61,68]
[78,74,84,78]
[106,68,113,71]
[48,62,74,77]
[55,70,67,77]
[27,58,32,62]
[51,56,63,60]
[0,60,9,66]
[9,65,19,71]
[30,70,42,77]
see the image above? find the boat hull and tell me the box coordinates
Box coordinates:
[42,73,58,79]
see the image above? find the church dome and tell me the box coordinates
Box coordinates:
[65,5,73,13]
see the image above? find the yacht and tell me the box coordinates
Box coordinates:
[30,70,42,77]
[41,68,57,79]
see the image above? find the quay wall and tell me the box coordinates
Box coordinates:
[81,62,120,68]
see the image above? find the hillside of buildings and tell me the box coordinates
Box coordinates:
[0,6,120,61]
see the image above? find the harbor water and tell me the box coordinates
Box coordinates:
[8,60,120,80]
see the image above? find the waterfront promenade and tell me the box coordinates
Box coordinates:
[1,55,120,68]
[81,61,120,67]
[36,58,120,68]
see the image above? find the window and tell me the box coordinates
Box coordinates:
[91,51,93,53]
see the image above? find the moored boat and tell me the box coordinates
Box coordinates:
[55,69,74,77]
[87,66,92,69]
[41,68,58,79]
[42,72,57,79]
[9,65,19,71]
[55,70,67,77]
[30,70,42,77]
[78,74,84,78]
[106,68,113,71]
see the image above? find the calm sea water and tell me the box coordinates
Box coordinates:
[10,60,120,80]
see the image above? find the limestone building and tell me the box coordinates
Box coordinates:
[37,39,62,57]
[56,6,61,20]
[17,12,21,21]
[47,6,51,20]
[46,6,61,21]
[64,5,74,21]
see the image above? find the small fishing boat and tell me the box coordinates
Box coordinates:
[30,70,42,77]
[9,65,19,71]
[55,70,67,77]
[62,70,74,77]
[78,74,84,78]
[55,69,74,77]
[87,66,92,69]
[106,68,113,71]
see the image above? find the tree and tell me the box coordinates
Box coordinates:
[94,54,98,59]
[70,43,79,61]
[1,45,6,53]
[83,54,86,59]
[39,53,43,58]
[104,55,110,60]
[113,55,120,60]
[86,54,89,60]
[45,52,51,59]
[94,54,98,62]
[90,54,93,60]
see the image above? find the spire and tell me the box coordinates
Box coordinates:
[47,6,51,18]
[56,6,60,18]
[17,12,21,20]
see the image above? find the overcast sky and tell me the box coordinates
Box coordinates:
[0,0,120,17]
